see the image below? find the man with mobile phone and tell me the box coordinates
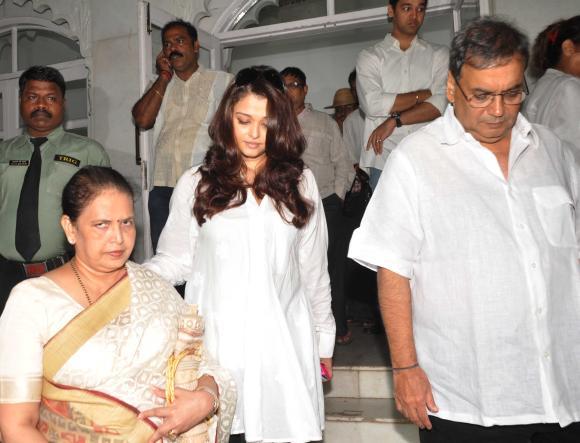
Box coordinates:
[132,20,232,252]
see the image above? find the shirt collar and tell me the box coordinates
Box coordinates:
[174,64,206,85]
[299,103,313,118]
[439,104,538,151]
[22,125,63,147]
[46,125,65,144]
[384,34,423,51]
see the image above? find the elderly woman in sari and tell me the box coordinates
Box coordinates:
[0,166,235,443]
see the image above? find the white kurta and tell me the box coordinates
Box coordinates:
[523,68,580,164]
[146,168,335,442]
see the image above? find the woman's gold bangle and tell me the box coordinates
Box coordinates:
[196,385,219,417]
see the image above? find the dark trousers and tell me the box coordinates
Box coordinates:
[148,186,174,253]
[420,416,580,443]
[228,434,246,443]
[0,254,71,315]
[323,193,350,336]
[0,261,25,315]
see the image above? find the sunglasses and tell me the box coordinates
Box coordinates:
[235,67,285,93]
[284,81,305,90]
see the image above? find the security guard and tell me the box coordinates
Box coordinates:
[0,65,110,313]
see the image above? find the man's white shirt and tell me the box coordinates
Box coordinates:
[342,109,365,166]
[349,106,580,427]
[356,34,448,170]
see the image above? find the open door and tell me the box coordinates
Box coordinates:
[136,1,223,259]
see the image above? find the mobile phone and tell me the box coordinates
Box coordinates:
[321,362,331,382]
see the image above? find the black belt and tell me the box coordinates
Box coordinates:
[0,253,72,278]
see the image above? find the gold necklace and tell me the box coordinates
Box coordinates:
[70,259,93,305]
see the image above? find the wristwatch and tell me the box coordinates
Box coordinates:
[391,112,403,128]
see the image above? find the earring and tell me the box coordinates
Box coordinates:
[68,238,76,245]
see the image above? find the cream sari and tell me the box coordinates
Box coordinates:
[0,262,236,443]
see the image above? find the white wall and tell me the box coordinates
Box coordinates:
[230,13,454,113]
[491,0,580,49]
[89,0,144,257]
[90,0,197,260]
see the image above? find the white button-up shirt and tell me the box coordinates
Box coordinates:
[523,68,580,165]
[342,109,365,165]
[356,34,448,170]
[349,106,580,427]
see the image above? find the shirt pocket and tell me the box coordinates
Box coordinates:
[46,161,79,197]
[532,185,576,248]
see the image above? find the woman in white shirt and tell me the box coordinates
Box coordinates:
[524,15,580,160]
[146,66,335,443]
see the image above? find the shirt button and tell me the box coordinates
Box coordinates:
[544,352,550,360]
[531,262,537,269]
[536,307,543,316]
[518,223,525,229]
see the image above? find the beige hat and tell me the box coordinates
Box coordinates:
[324,88,358,109]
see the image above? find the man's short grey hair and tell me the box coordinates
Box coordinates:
[450,17,529,79]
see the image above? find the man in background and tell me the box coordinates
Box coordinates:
[343,69,366,167]
[356,0,448,188]
[132,19,232,251]
[281,66,353,344]
[325,87,358,134]
[0,65,110,312]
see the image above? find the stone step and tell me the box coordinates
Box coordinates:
[323,397,419,443]
[324,366,394,399]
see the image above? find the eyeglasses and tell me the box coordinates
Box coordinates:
[284,80,304,90]
[452,74,529,108]
[235,67,285,93]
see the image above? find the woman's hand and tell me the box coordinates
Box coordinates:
[320,357,333,381]
[139,386,216,443]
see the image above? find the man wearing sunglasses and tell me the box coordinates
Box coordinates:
[132,20,232,252]
[350,17,580,442]
[280,66,354,347]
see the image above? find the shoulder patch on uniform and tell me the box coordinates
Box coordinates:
[54,155,81,167]
[9,160,29,166]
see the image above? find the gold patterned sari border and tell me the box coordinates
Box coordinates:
[43,276,131,380]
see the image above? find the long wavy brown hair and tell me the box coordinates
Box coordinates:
[193,66,313,228]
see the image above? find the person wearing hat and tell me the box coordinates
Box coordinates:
[325,87,359,133]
